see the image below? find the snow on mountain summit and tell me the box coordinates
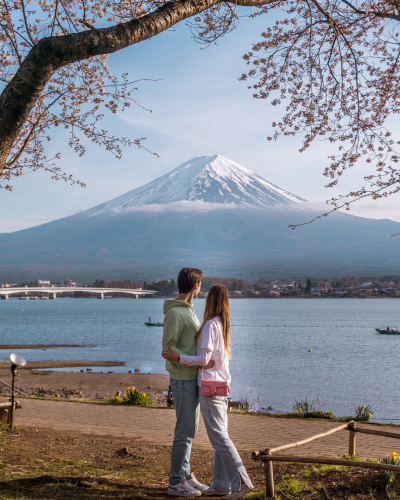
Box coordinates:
[89,155,306,215]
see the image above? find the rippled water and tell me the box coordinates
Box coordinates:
[1,297,399,421]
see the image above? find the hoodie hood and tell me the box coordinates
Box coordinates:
[163,298,193,314]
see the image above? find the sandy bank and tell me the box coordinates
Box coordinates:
[0,360,125,369]
[0,344,94,349]
[0,360,169,404]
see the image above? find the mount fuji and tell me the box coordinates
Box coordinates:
[1,154,400,281]
[87,155,306,214]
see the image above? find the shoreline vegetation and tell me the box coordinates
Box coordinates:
[2,294,400,299]
[3,274,400,300]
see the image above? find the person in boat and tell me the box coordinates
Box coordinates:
[149,316,151,324]
[163,285,254,499]
[387,326,390,331]
[162,267,215,497]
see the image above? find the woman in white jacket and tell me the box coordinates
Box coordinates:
[162,285,253,500]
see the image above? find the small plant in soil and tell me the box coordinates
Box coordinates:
[378,452,400,484]
[355,405,373,421]
[292,398,336,419]
[292,398,314,415]
[108,386,153,406]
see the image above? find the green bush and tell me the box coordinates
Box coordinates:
[378,453,399,484]
[302,410,336,419]
[108,386,153,406]
[354,405,372,421]
[292,399,336,419]
[292,398,314,415]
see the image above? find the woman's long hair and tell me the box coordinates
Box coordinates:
[195,284,231,357]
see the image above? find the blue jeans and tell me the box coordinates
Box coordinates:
[169,379,200,485]
[200,395,253,492]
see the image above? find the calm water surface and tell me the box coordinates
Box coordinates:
[1,298,399,421]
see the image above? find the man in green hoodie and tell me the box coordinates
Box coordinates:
[162,267,211,497]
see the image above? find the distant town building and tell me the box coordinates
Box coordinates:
[38,280,51,286]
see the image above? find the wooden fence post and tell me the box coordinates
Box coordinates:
[265,449,274,498]
[349,423,356,456]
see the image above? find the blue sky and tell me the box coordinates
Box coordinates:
[1,8,399,232]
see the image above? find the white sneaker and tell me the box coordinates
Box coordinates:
[225,485,254,500]
[187,473,209,492]
[168,477,202,497]
[203,487,232,496]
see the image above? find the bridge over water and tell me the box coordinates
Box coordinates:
[0,287,157,300]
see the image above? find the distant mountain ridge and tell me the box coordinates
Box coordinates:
[0,154,400,282]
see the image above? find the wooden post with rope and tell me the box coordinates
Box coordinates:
[265,449,274,498]
[349,422,356,456]
[252,421,400,498]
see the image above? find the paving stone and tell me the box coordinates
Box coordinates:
[5,397,400,459]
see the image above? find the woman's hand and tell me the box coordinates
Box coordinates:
[162,344,180,362]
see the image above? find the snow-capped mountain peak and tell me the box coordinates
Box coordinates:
[88,155,306,215]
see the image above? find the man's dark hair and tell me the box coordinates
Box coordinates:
[177,267,203,294]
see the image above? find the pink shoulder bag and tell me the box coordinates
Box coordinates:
[200,320,229,397]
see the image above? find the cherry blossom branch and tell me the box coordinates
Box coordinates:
[289,181,400,230]
[340,0,400,21]
[20,0,36,46]
[51,0,60,37]
[5,91,68,168]
[1,25,22,65]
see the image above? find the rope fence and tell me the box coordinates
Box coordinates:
[251,421,400,498]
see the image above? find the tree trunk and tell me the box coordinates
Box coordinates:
[0,0,272,171]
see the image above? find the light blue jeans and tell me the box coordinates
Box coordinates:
[169,379,200,485]
[200,395,253,492]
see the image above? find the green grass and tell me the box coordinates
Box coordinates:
[243,487,265,500]
[276,477,314,496]
[304,463,346,476]
[0,494,32,500]
[342,454,360,461]
[0,457,110,483]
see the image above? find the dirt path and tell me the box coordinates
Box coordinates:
[6,397,400,459]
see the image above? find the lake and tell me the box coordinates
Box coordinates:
[1,297,399,421]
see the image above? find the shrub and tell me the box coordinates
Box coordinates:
[354,405,372,421]
[303,410,336,419]
[108,386,153,406]
[378,452,399,484]
[292,398,314,415]
[124,386,153,406]
[292,399,336,419]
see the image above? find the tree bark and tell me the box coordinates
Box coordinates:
[0,0,272,170]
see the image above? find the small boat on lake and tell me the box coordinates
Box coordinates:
[376,328,400,334]
[145,322,164,327]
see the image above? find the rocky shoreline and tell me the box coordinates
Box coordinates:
[0,360,170,405]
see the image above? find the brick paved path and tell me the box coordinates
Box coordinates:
[7,397,400,459]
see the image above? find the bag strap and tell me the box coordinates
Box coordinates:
[201,318,226,382]
[213,319,228,379]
